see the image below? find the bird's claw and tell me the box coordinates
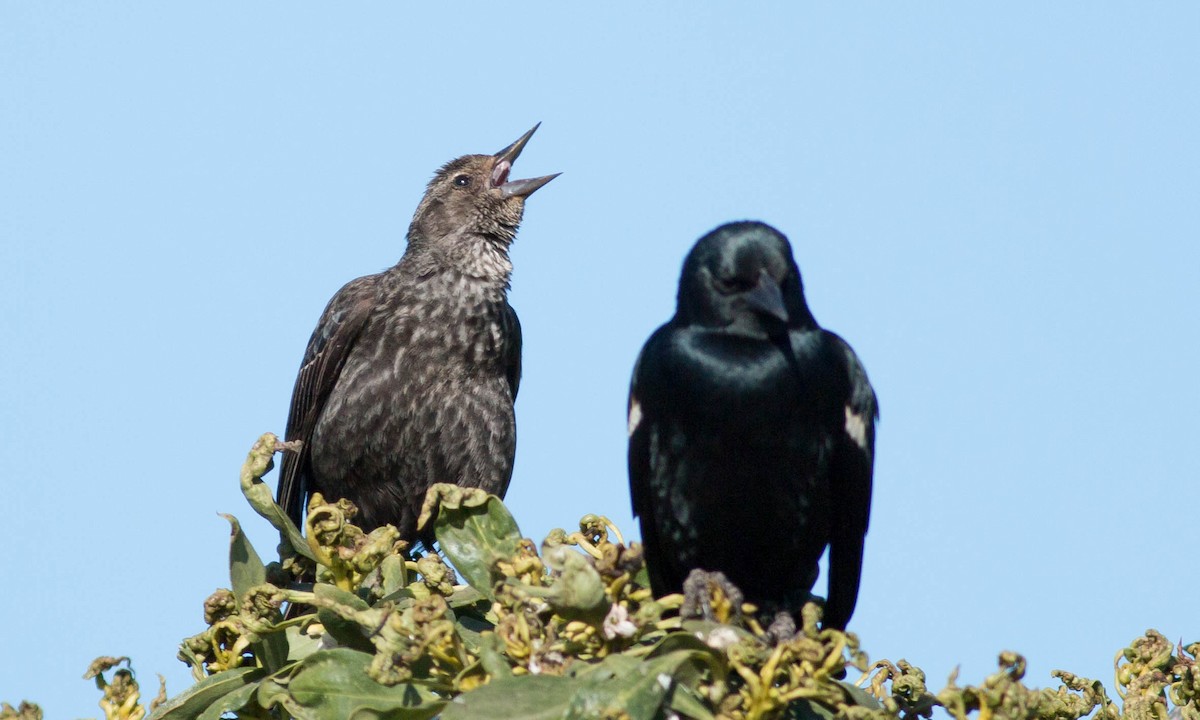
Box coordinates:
[681,569,744,624]
[765,611,797,644]
[275,440,303,454]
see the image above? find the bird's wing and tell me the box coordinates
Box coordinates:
[627,326,672,596]
[822,331,878,630]
[277,274,380,528]
[501,301,522,400]
[627,347,651,518]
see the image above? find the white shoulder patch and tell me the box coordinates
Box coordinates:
[628,398,643,437]
[845,405,868,450]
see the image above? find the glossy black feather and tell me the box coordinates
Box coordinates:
[628,221,877,629]
[277,127,555,545]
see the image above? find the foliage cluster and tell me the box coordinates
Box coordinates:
[7,434,1196,720]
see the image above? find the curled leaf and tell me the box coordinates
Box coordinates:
[238,433,315,561]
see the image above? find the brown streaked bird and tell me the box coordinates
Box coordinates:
[276,124,558,547]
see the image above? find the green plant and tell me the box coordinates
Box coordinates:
[72,433,1190,720]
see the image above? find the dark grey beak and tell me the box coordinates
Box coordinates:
[494,123,540,165]
[744,269,789,324]
[498,172,561,198]
[492,123,561,198]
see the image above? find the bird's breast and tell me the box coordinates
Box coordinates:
[374,275,512,370]
[317,274,515,429]
[663,334,798,424]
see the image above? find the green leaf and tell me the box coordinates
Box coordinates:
[665,683,716,720]
[195,679,260,720]
[446,585,486,609]
[314,584,375,653]
[836,679,882,709]
[239,432,316,562]
[644,630,727,686]
[446,588,492,653]
[284,624,323,663]
[376,587,417,606]
[785,698,835,720]
[265,648,443,720]
[782,682,880,720]
[441,675,578,720]
[148,667,264,720]
[632,563,651,589]
[475,632,512,681]
[565,649,715,720]
[258,633,291,675]
[254,675,293,718]
[221,513,290,672]
[256,631,290,675]
[380,554,408,598]
[223,513,266,599]
[453,614,491,654]
[427,484,522,597]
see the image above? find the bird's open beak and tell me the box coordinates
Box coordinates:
[745,269,789,324]
[491,122,561,198]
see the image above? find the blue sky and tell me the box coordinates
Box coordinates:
[3,3,1198,716]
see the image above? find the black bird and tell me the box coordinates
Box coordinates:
[277,124,558,545]
[627,221,877,630]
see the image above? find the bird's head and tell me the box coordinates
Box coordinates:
[677,221,815,336]
[407,124,559,258]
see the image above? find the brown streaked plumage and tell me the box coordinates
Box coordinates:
[277,124,558,546]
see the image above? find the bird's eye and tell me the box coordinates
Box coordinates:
[714,276,756,294]
[453,175,471,187]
